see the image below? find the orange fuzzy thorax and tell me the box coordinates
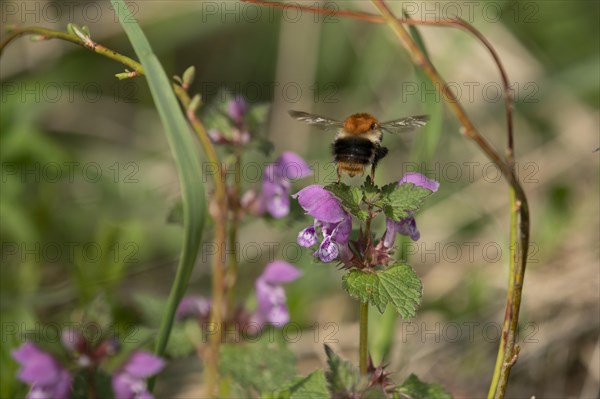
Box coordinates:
[343,113,379,135]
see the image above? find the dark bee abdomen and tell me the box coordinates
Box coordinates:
[333,137,375,165]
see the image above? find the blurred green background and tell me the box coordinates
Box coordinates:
[1,1,598,397]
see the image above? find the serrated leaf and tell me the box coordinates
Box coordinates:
[362,179,381,203]
[396,374,453,399]
[342,263,422,318]
[382,184,432,221]
[326,183,368,220]
[220,342,296,393]
[271,370,329,399]
[363,386,389,399]
[325,344,359,395]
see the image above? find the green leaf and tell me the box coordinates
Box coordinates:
[396,374,453,399]
[362,178,381,204]
[111,0,206,378]
[382,184,433,221]
[326,183,368,220]
[270,370,329,399]
[245,103,272,137]
[342,263,423,318]
[324,344,359,396]
[166,198,184,226]
[404,9,444,164]
[363,386,389,399]
[165,320,197,358]
[220,342,296,394]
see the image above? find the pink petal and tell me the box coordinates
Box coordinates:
[399,172,439,192]
[12,343,60,385]
[260,261,302,284]
[293,185,347,223]
[123,351,165,378]
[275,152,312,180]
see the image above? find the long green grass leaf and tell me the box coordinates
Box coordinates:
[110,0,206,374]
[405,11,444,163]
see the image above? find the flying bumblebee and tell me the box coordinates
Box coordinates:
[288,110,429,181]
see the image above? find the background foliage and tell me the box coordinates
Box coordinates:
[1,1,598,397]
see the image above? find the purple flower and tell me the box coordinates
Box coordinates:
[261,152,312,218]
[293,185,353,263]
[176,295,211,321]
[228,96,247,124]
[112,351,165,399]
[253,261,301,326]
[12,342,71,399]
[382,173,439,248]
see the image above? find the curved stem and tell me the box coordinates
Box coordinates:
[244,1,530,396]
[173,85,228,396]
[226,152,242,316]
[2,23,228,397]
[242,0,514,165]
[368,3,530,398]
[1,26,144,76]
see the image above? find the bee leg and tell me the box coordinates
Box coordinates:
[336,165,341,183]
[371,146,389,180]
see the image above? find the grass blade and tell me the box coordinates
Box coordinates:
[110,0,206,378]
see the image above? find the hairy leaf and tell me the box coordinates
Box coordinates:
[325,344,359,396]
[220,342,296,393]
[342,263,422,318]
[382,184,432,221]
[270,370,329,399]
[396,374,453,399]
[326,182,368,220]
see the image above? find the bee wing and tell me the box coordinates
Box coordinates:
[379,115,429,134]
[288,110,343,132]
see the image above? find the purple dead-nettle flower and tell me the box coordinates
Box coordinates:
[228,96,247,124]
[112,351,165,399]
[261,152,312,218]
[293,185,353,263]
[12,342,72,399]
[253,261,302,326]
[382,172,439,248]
[176,295,211,321]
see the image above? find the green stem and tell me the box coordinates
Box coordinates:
[0,26,144,76]
[488,186,523,398]
[0,21,226,394]
[173,85,228,397]
[359,301,369,375]
[226,152,242,316]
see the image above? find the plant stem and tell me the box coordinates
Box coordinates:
[226,152,242,316]
[173,84,228,396]
[246,2,530,395]
[359,301,369,375]
[1,23,228,396]
[0,26,144,76]
[368,4,530,398]
[87,367,97,399]
[359,180,376,373]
